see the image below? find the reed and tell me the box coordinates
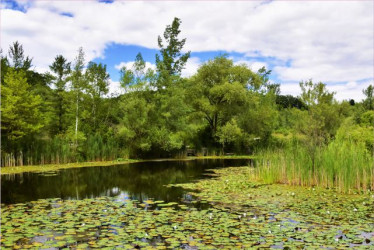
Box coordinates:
[255,138,373,193]
[1,134,122,167]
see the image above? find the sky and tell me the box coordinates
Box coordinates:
[1,0,373,100]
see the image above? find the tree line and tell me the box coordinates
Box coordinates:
[1,17,373,166]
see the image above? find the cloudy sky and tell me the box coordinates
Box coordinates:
[1,0,373,100]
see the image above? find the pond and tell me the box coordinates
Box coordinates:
[1,160,373,249]
[1,159,249,204]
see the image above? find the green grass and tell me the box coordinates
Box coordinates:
[0,159,140,175]
[254,138,374,193]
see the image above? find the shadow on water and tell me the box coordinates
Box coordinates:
[1,159,250,204]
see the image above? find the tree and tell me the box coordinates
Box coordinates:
[216,119,242,154]
[70,47,86,148]
[50,55,71,90]
[1,49,10,84]
[155,17,190,86]
[298,80,341,172]
[85,62,110,131]
[8,41,32,70]
[49,55,71,133]
[363,85,374,110]
[1,68,44,148]
[276,95,307,110]
[188,56,256,135]
[120,52,156,90]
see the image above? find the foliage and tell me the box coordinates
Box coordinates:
[1,68,44,143]
[156,17,190,80]
[276,94,307,109]
[7,41,32,70]
[362,84,374,110]
[1,17,373,187]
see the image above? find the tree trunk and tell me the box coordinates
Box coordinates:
[75,93,79,147]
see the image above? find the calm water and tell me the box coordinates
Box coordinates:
[1,159,249,204]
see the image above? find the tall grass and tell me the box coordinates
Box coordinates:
[1,134,122,167]
[255,138,374,193]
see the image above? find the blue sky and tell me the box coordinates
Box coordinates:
[2,0,373,100]
[92,43,276,83]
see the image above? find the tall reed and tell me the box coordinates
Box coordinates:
[255,138,374,193]
[1,134,122,167]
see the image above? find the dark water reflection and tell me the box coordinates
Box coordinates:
[1,159,249,204]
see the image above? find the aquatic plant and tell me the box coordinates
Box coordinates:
[2,166,373,249]
[255,138,374,193]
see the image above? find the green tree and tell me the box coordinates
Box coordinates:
[216,119,242,154]
[155,17,190,87]
[362,85,374,110]
[85,62,110,132]
[120,53,157,90]
[118,53,157,157]
[69,47,87,148]
[298,80,341,171]
[188,56,257,135]
[1,68,44,147]
[1,49,10,84]
[49,55,71,133]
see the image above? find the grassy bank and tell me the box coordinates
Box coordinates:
[0,159,140,175]
[254,139,374,193]
[0,155,253,175]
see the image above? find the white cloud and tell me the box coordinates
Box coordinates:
[107,79,123,97]
[2,0,373,100]
[234,60,268,72]
[280,80,373,101]
[279,83,302,97]
[329,80,373,101]
[181,57,201,77]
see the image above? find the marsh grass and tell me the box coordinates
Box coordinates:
[255,138,374,193]
[1,134,121,167]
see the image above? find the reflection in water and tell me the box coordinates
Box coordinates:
[1,159,249,204]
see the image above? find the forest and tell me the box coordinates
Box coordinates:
[1,18,373,190]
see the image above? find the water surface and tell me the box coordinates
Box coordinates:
[1,159,249,204]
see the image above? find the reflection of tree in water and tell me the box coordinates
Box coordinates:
[1,159,249,204]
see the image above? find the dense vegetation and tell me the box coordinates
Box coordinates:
[1,18,373,191]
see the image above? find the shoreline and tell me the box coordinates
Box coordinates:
[0,155,253,175]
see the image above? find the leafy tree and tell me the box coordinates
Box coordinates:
[276,95,307,110]
[1,68,44,147]
[188,56,256,135]
[1,49,10,84]
[216,119,242,154]
[155,17,190,87]
[297,80,341,172]
[362,85,374,110]
[120,53,157,90]
[85,62,110,131]
[69,47,87,148]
